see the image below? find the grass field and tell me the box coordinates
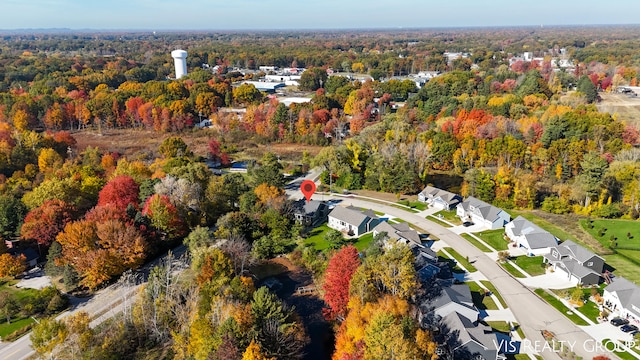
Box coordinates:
[601,339,640,360]
[461,234,492,252]
[468,282,498,310]
[428,216,453,228]
[432,210,462,225]
[533,289,589,326]
[501,261,526,278]
[486,320,511,333]
[511,256,546,276]
[581,218,640,250]
[475,229,509,251]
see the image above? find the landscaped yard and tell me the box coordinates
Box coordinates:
[475,229,510,251]
[431,210,462,226]
[303,225,375,252]
[467,282,498,310]
[551,287,602,323]
[461,234,492,252]
[533,289,589,326]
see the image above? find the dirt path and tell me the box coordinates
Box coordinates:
[262,258,333,360]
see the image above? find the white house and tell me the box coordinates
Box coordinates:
[327,206,380,237]
[504,216,558,255]
[418,186,462,210]
[603,276,640,324]
[456,197,510,230]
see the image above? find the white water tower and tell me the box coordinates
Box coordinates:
[171,49,188,79]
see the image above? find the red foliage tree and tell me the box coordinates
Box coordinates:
[323,245,361,319]
[20,199,75,247]
[97,175,140,210]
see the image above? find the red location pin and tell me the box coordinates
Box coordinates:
[300,180,316,202]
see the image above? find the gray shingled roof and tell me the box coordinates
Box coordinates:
[441,311,499,360]
[420,186,462,205]
[561,240,602,263]
[606,277,640,317]
[328,205,378,226]
[460,196,506,222]
[292,199,326,216]
[509,216,558,249]
[373,221,422,246]
[432,284,474,310]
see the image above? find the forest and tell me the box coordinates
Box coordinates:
[0,26,639,359]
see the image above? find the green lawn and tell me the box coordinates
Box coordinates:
[533,289,589,326]
[510,210,579,242]
[581,218,640,250]
[461,234,492,252]
[428,216,453,228]
[303,224,333,251]
[551,287,602,323]
[432,210,462,226]
[511,256,546,276]
[605,253,640,284]
[501,261,526,278]
[467,282,498,310]
[0,317,35,338]
[486,320,511,333]
[475,229,510,250]
[440,247,477,272]
[303,225,375,252]
[397,200,428,211]
[480,280,507,308]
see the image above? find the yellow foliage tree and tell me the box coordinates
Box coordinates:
[242,340,275,360]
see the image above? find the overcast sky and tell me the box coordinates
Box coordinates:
[2,0,639,30]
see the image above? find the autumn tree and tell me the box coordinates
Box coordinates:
[299,67,328,91]
[56,219,146,289]
[97,175,140,210]
[20,199,75,247]
[0,194,28,238]
[142,194,187,240]
[0,253,26,278]
[323,245,360,319]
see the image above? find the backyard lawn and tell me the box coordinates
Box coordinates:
[581,218,640,250]
[605,253,640,284]
[510,210,579,243]
[303,225,375,251]
[475,229,510,251]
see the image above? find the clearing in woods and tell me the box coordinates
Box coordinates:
[597,92,640,128]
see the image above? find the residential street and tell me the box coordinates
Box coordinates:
[308,192,618,360]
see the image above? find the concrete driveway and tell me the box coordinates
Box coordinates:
[518,272,577,290]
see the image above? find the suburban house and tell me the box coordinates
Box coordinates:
[291,199,329,227]
[603,276,640,324]
[428,284,480,323]
[456,196,511,229]
[372,221,425,248]
[418,186,462,210]
[327,205,380,237]
[8,247,39,268]
[441,311,506,360]
[543,240,605,285]
[504,216,558,255]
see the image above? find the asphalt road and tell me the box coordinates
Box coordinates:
[307,193,618,360]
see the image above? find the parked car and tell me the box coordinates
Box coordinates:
[611,318,630,326]
[462,221,474,227]
[621,324,638,333]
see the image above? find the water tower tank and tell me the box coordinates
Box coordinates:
[171,49,188,79]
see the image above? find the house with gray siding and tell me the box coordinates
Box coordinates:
[544,240,605,285]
